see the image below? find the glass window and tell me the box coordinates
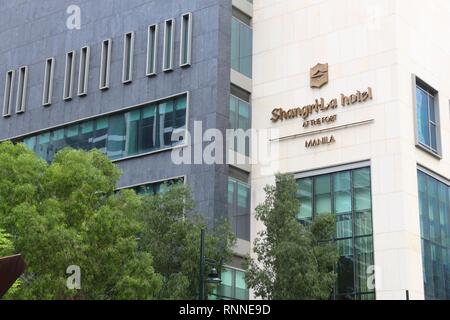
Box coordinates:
[129,177,184,196]
[296,167,374,300]
[228,177,250,241]
[354,169,372,211]
[216,267,249,300]
[125,110,140,156]
[416,81,440,154]
[417,170,450,300]
[355,237,374,296]
[315,175,332,215]
[297,178,313,221]
[231,16,252,78]
[108,114,126,159]
[93,118,108,153]
[229,95,251,157]
[141,105,157,152]
[334,172,352,214]
[19,95,188,163]
[336,239,354,299]
[160,101,175,147]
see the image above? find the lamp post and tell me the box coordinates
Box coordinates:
[198,228,222,300]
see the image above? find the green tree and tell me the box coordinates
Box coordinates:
[245,173,339,300]
[0,142,162,300]
[0,228,14,257]
[137,183,236,299]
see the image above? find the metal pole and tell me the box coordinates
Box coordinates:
[199,228,205,300]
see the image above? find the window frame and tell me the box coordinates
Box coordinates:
[63,50,76,101]
[412,75,442,158]
[115,175,187,194]
[3,70,15,117]
[122,31,135,84]
[12,92,190,163]
[78,46,90,97]
[15,66,28,114]
[417,166,450,300]
[229,93,251,157]
[180,12,193,68]
[99,39,112,90]
[228,169,251,241]
[163,18,175,72]
[42,57,55,106]
[146,24,159,77]
[215,266,249,300]
[231,11,253,79]
[294,162,375,300]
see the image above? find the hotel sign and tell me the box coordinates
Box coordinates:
[271,87,373,125]
[271,86,374,148]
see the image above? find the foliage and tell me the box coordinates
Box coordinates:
[0,141,235,300]
[245,173,339,300]
[137,183,236,299]
[0,142,162,300]
[0,228,14,257]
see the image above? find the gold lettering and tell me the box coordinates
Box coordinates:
[341,94,350,106]
[271,108,281,122]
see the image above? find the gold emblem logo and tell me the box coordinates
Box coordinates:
[310,63,329,88]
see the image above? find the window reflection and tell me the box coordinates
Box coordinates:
[20,95,187,162]
[417,170,450,300]
[296,167,375,300]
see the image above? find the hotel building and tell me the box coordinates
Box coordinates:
[1,0,449,300]
[251,0,450,300]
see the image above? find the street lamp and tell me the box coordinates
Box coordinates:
[198,228,222,300]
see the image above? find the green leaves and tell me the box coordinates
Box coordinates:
[246,173,339,300]
[0,142,161,300]
[137,183,236,300]
[0,142,235,300]
[0,228,14,257]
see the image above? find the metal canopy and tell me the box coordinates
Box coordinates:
[0,254,26,298]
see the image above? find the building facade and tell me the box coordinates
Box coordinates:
[0,0,253,300]
[1,0,450,301]
[251,0,450,300]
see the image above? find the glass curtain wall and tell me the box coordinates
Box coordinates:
[418,170,450,300]
[297,167,375,300]
[22,95,187,162]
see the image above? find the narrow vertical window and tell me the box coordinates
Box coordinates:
[415,77,441,156]
[63,51,76,100]
[231,12,253,78]
[78,46,90,96]
[146,24,158,76]
[180,12,192,67]
[163,19,175,72]
[16,66,28,114]
[99,39,112,90]
[122,32,135,83]
[2,70,14,117]
[42,57,55,106]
